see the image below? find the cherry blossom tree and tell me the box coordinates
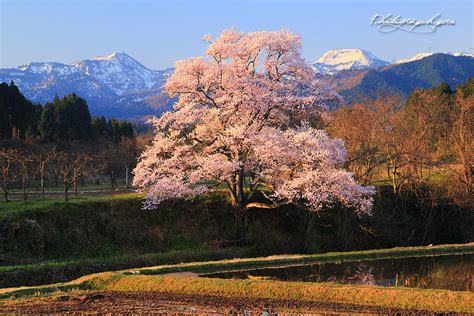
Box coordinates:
[133,29,374,218]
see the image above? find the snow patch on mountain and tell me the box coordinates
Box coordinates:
[312,49,389,75]
[395,51,474,64]
[91,52,122,61]
[72,52,167,96]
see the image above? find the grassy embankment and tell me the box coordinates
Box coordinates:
[1,243,473,313]
[0,247,254,289]
[0,191,141,215]
[0,191,252,288]
[1,188,473,288]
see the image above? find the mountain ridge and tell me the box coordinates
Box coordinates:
[339,53,474,102]
[0,52,172,119]
[395,51,474,64]
[1,50,473,119]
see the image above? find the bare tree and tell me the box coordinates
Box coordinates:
[17,151,36,202]
[56,152,73,202]
[70,152,93,197]
[118,137,138,189]
[452,93,473,194]
[330,97,397,186]
[0,148,20,202]
[55,149,94,201]
[37,149,57,199]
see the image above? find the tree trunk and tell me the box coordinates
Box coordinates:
[459,147,471,193]
[22,173,27,203]
[73,170,78,197]
[422,207,434,245]
[233,206,247,238]
[2,170,9,203]
[41,173,45,199]
[39,162,46,199]
[391,159,398,193]
[110,170,116,189]
[234,169,245,207]
[64,179,69,203]
[125,165,129,189]
[304,212,316,251]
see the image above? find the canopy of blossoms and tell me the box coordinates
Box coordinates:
[133,29,374,215]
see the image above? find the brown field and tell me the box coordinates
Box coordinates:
[0,291,430,315]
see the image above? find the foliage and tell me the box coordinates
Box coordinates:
[91,116,134,142]
[39,93,92,141]
[0,83,135,143]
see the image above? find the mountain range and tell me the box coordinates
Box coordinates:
[1,50,473,119]
[0,53,173,119]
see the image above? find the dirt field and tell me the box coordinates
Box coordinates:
[0,291,430,315]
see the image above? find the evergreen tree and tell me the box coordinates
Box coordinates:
[92,116,108,137]
[39,103,56,141]
[38,93,92,141]
[0,81,41,139]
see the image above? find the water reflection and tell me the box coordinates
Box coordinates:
[205,254,473,291]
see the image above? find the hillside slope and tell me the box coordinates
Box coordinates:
[340,54,474,102]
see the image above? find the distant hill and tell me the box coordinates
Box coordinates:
[395,51,474,64]
[339,54,474,103]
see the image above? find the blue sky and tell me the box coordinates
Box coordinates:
[1,0,472,69]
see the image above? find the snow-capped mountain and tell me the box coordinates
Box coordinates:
[0,53,173,119]
[2,50,473,119]
[312,49,389,75]
[395,51,474,64]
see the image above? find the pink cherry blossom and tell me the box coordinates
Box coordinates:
[133,29,374,215]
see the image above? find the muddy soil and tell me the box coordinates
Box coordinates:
[0,291,434,315]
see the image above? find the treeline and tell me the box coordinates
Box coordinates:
[330,78,473,213]
[289,78,474,249]
[0,82,149,202]
[0,81,134,142]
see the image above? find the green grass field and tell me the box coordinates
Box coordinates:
[0,192,143,215]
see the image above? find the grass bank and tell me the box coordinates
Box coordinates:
[135,242,474,276]
[0,247,254,288]
[87,275,473,313]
